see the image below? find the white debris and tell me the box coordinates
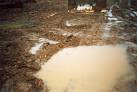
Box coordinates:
[114,21,123,23]
[29,42,45,55]
[107,8,118,21]
[29,38,59,54]
[77,4,92,11]
[65,21,72,27]
[65,21,76,27]
[107,10,113,17]
[101,9,107,13]
[62,32,72,36]
[108,17,118,21]
[47,12,57,18]
[130,13,135,17]
[39,38,46,42]
[133,11,137,16]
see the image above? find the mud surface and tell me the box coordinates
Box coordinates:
[36,45,135,92]
[0,0,137,92]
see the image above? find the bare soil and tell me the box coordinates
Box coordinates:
[0,0,137,92]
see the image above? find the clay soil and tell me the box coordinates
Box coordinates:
[0,0,137,92]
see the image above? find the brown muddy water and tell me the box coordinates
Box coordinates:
[35,45,135,92]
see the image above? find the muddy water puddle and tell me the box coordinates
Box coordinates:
[35,45,135,92]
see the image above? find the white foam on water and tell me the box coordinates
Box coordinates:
[35,45,135,92]
[101,9,107,13]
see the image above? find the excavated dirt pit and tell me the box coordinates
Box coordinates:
[35,45,135,92]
